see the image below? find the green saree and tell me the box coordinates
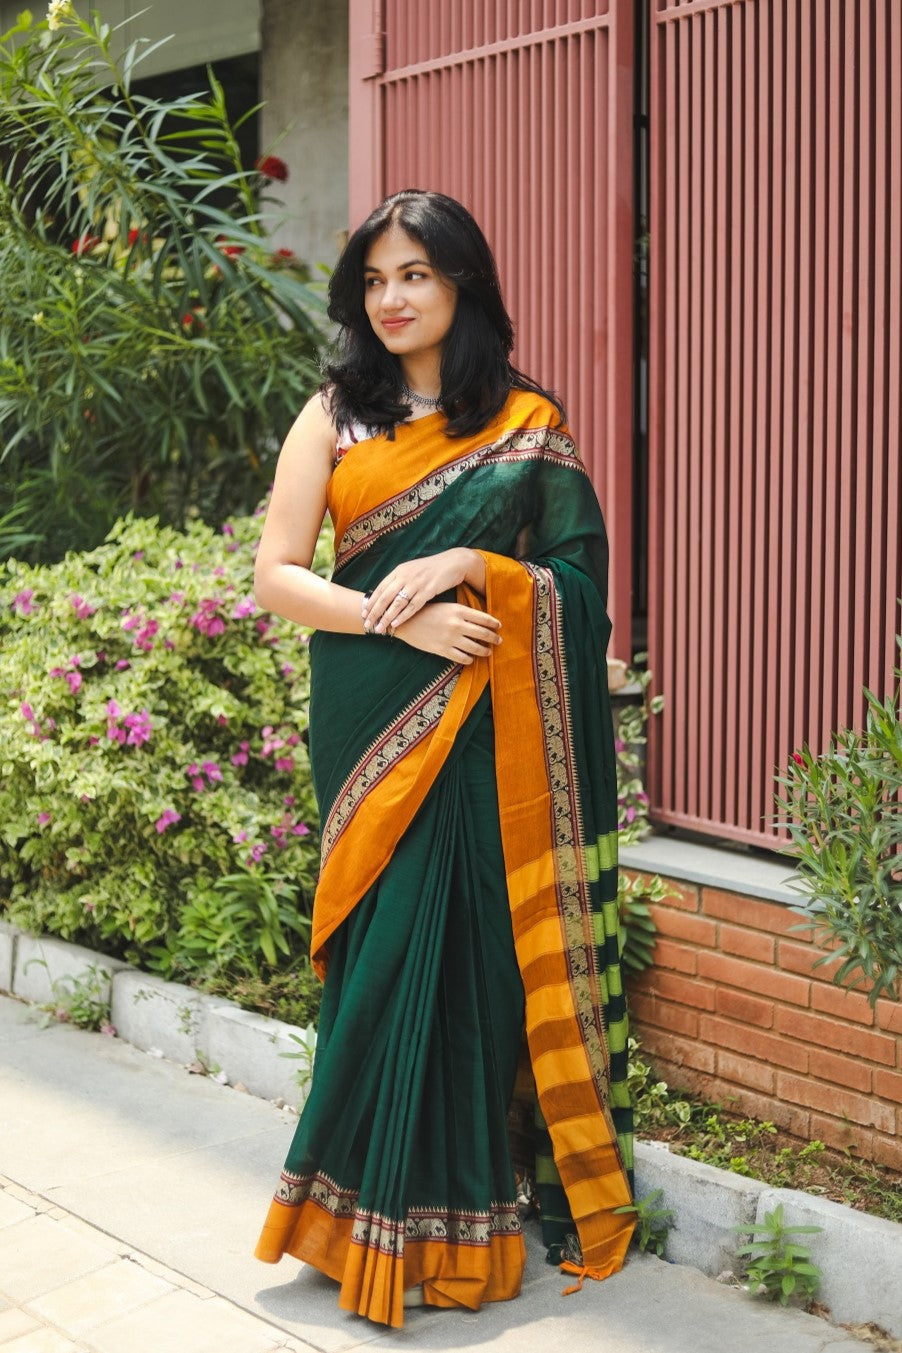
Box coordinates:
[254,390,635,1326]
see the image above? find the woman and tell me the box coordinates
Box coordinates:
[253,189,635,1328]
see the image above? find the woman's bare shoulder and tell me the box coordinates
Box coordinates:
[279,389,337,468]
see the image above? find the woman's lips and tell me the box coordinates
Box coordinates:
[381,317,414,330]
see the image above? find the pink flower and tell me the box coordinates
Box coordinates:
[213,566,225,578]
[281,663,295,677]
[190,598,226,637]
[100,1022,117,1037]
[69,593,95,619]
[65,671,82,694]
[88,735,99,746]
[232,597,256,619]
[168,591,185,605]
[222,522,234,537]
[231,742,249,767]
[155,808,181,834]
[292,822,310,836]
[124,709,152,747]
[286,733,301,746]
[190,776,205,792]
[216,714,228,726]
[106,699,121,718]
[12,589,34,615]
[247,842,267,863]
[107,724,127,745]
[49,667,65,679]
[283,796,295,807]
[135,620,158,651]
[275,756,294,773]
[201,760,222,782]
[37,811,51,827]
[115,659,131,671]
[121,612,140,631]
[233,830,249,843]
[255,619,270,637]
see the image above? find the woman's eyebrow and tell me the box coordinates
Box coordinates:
[363,258,431,272]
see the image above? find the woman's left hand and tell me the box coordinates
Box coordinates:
[362,549,483,633]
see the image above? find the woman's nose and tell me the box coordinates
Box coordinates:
[381,280,404,309]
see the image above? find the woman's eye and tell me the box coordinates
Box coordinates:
[365,277,382,288]
[406,271,426,281]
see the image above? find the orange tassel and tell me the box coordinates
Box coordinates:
[560,1261,609,1296]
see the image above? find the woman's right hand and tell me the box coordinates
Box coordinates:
[392,602,502,665]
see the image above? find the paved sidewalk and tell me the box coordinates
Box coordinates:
[0,993,877,1353]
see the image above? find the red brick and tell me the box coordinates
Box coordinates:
[808,1111,873,1158]
[701,888,801,935]
[870,1134,902,1172]
[637,1027,716,1075]
[715,987,775,1028]
[629,993,699,1039]
[720,924,776,964]
[699,1014,809,1072]
[629,969,716,1011]
[651,937,698,975]
[776,1072,896,1133]
[775,1007,897,1065]
[778,939,843,981]
[649,905,718,947]
[717,1049,775,1094]
[875,1000,902,1037]
[810,983,876,1025]
[702,1080,811,1138]
[697,952,811,1007]
[808,1048,873,1094]
[874,1068,902,1106]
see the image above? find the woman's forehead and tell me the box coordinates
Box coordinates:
[364,224,428,271]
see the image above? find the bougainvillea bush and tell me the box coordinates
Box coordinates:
[0,508,330,992]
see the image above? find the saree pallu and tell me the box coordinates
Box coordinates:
[254,390,635,1326]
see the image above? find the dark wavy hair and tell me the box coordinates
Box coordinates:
[324,189,563,439]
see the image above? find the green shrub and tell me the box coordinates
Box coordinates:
[776,629,902,1006]
[0,5,325,562]
[0,508,331,981]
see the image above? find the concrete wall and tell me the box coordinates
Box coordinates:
[259,0,349,270]
[0,1,260,76]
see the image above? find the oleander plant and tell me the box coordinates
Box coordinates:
[0,3,325,564]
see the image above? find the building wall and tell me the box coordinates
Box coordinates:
[0,1,261,75]
[626,870,902,1172]
[260,0,349,269]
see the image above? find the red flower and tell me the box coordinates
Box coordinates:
[71,234,100,256]
[127,228,149,247]
[221,245,244,258]
[792,752,805,767]
[275,247,295,259]
[256,155,288,182]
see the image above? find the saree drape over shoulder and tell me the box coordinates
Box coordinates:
[254,390,635,1327]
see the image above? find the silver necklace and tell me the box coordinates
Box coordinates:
[401,384,442,410]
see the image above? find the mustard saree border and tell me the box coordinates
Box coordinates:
[477,549,636,1278]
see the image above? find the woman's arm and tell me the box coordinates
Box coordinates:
[254,393,368,634]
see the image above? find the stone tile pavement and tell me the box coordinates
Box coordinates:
[0,993,882,1353]
[0,1180,313,1353]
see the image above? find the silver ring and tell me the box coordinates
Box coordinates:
[397,588,410,601]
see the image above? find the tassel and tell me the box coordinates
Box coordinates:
[560,1261,609,1296]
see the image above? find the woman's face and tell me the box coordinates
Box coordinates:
[363,224,457,366]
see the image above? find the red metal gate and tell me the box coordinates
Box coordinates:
[647,0,902,847]
[348,0,636,658]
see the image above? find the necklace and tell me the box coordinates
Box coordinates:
[401,384,442,410]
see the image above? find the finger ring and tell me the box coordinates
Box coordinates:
[397,588,410,601]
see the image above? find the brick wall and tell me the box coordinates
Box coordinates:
[625,872,902,1172]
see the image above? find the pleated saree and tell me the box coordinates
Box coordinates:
[254,389,636,1326]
